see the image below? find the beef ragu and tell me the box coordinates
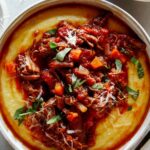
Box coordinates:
[5,10,146,150]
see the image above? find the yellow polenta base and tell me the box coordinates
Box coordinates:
[0,5,149,150]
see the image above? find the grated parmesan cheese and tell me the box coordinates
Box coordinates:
[67,129,81,134]
[65,30,77,46]
[98,89,116,107]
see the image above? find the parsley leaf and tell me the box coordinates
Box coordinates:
[68,84,73,93]
[18,108,36,117]
[128,106,132,111]
[74,79,86,88]
[71,74,86,89]
[126,86,139,100]
[130,57,144,78]
[92,83,103,90]
[131,57,139,65]
[115,59,122,72]
[49,42,57,51]
[47,115,61,124]
[55,48,72,62]
[120,47,130,56]
[47,29,57,36]
[14,107,25,125]
[71,73,77,84]
[32,97,43,110]
[71,74,85,88]
[14,97,43,125]
[137,62,144,78]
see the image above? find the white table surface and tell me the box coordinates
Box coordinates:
[0,0,150,150]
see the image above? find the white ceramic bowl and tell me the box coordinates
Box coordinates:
[0,0,150,150]
[0,0,9,36]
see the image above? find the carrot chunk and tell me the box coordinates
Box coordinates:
[90,56,103,69]
[5,62,16,75]
[110,48,127,63]
[67,112,78,122]
[69,49,82,61]
[54,82,64,96]
[76,102,87,113]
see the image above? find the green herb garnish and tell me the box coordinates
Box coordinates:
[128,106,132,111]
[32,97,43,110]
[47,115,61,124]
[126,86,139,100]
[68,84,73,93]
[55,48,72,61]
[137,62,144,78]
[72,73,77,84]
[130,57,144,78]
[47,29,57,36]
[14,97,43,125]
[49,42,57,50]
[120,47,130,56]
[74,79,86,88]
[71,74,86,89]
[115,59,122,72]
[102,74,109,83]
[92,83,103,90]
[131,57,138,65]
[14,107,25,125]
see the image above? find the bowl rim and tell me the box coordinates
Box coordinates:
[0,0,150,150]
[0,0,9,35]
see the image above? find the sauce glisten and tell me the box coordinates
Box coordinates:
[0,5,150,150]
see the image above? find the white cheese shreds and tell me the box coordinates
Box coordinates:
[65,30,77,46]
[36,87,43,100]
[67,130,81,134]
[60,123,66,129]
[98,90,116,107]
[109,82,115,90]
[45,132,56,142]
[61,133,70,147]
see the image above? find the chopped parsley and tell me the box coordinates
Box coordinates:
[115,59,122,72]
[71,73,77,84]
[137,62,144,79]
[14,107,25,125]
[71,74,86,89]
[126,86,139,100]
[55,48,72,61]
[68,84,73,93]
[49,42,57,51]
[131,57,139,65]
[74,79,86,89]
[92,83,103,90]
[47,29,57,36]
[128,106,132,111]
[14,97,43,125]
[47,115,61,124]
[130,57,144,78]
[120,47,130,56]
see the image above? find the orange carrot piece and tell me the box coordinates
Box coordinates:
[76,102,87,113]
[54,82,64,96]
[67,135,73,141]
[69,49,82,61]
[90,56,103,69]
[111,48,127,63]
[5,62,16,75]
[67,112,78,122]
